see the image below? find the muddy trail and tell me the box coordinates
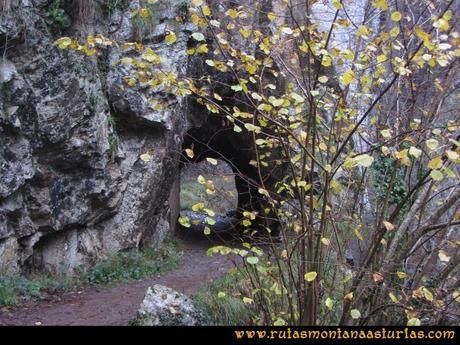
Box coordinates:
[0,236,235,326]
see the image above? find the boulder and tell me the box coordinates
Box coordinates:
[131,284,205,326]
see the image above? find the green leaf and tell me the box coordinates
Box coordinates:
[409,146,422,159]
[242,297,253,304]
[350,309,361,319]
[273,318,286,326]
[244,123,261,133]
[178,216,191,228]
[426,139,439,151]
[246,256,259,265]
[380,129,392,139]
[205,217,216,225]
[407,318,421,326]
[192,32,205,41]
[430,170,444,181]
[355,154,374,168]
[233,125,242,133]
[325,297,334,310]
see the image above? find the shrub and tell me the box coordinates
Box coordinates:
[192,269,256,325]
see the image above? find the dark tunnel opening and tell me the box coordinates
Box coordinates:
[177,126,280,241]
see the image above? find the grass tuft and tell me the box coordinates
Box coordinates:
[192,269,256,325]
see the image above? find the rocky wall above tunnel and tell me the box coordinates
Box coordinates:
[0,0,191,275]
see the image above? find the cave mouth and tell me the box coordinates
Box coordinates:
[179,159,241,239]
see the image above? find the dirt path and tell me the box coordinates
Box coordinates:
[0,237,234,326]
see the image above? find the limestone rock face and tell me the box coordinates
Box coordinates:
[0,0,285,274]
[0,1,189,274]
[132,284,205,326]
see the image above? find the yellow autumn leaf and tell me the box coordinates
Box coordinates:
[407,318,421,326]
[383,221,395,231]
[409,146,422,159]
[318,75,329,83]
[55,37,72,49]
[202,5,211,16]
[381,129,392,139]
[415,26,431,42]
[206,157,218,165]
[242,297,253,304]
[438,250,451,262]
[178,216,191,228]
[206,180,215,194]
[340,69,355,85]
[139,8,150,18]
[165,31,177,44]
[446,150,459,161]
[391,11,402,22]
[373,272,384,283]
[321,55,332,67]
[226,8,239,19]
[185,148,194,158]
[304,271,318,282]
[372,0,388,10]
[428,156,443,170]
[453,291,460,303]
[140,153,152,162]
[396,271,407,279]
[422,287,433,302]
[192,202,204,212]
[389,292,399,303]
[354,225,364,241]
[258,188,269,197]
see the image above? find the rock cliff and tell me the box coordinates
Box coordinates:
[0,0,285,275]
[0,0,191,274]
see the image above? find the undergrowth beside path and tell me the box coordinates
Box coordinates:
[0,237,181,307]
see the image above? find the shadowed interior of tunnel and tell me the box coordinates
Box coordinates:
[176,127,277,241]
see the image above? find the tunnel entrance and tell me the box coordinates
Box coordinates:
[180,159,238,216]
[176,124,281,241]
[178,158,241,240]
